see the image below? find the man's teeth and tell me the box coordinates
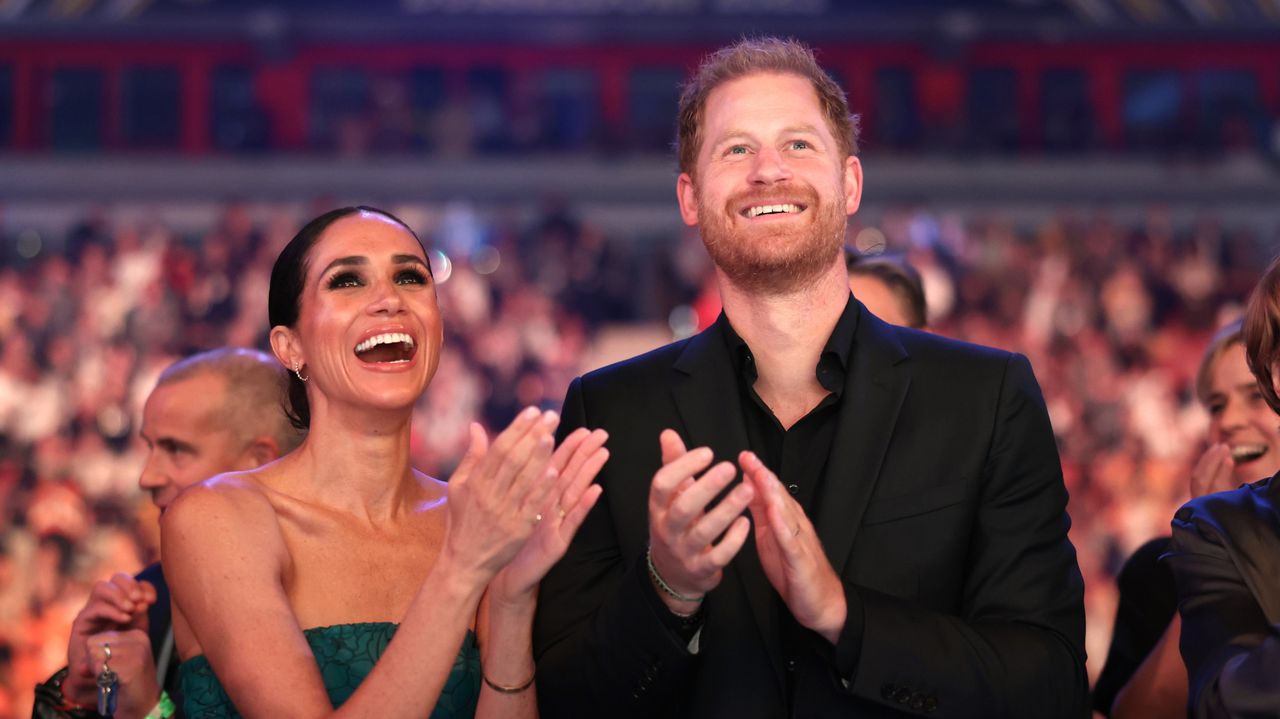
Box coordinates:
[746,203,801,218]
[355,332,415,354]
[1230,444,1267,463]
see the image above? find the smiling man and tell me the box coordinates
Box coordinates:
[42,348,303,719]
[535,38,1087,718]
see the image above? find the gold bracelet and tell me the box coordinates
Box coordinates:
[482,671,536,694]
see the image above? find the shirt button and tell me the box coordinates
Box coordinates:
[785,659,796,672]
[787,483,799,496]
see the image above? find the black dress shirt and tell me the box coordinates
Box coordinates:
[722,295,860,708]
[640,296,865,699]
[720,296,857,511]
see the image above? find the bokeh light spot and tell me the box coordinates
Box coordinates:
[429,249,454,284]
[472,245,501,275]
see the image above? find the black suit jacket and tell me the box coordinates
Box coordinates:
[534,302,1087,719]
[1166,474,1280,719]
[135,561,182,710]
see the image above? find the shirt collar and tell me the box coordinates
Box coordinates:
[719,293,859,394]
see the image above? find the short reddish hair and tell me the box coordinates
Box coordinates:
[675,37,860,177]
[1243,253,1280,413]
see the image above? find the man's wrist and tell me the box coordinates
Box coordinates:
[635,551,705,645]
[646,545,704,616]
[815,593,848,645]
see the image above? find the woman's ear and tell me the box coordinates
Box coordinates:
[269,326,301,371]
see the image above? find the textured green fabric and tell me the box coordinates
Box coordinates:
[178,622,479,718]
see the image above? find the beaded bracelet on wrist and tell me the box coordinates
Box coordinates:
[646,545,705,609]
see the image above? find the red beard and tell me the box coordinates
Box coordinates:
[697,180,848,295]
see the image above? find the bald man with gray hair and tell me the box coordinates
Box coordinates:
[39,348,303,719]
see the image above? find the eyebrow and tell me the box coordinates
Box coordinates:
[142,432,196,452]
[319,254,428,277]
[320,256,367,276]
[393,254,429,269]
[716,130,753,144]
[779,123,823,137]
[712,124,824,145]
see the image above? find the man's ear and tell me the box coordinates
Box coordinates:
[240,436,283,468]
[269,325,301,372]
[844,155,863,216]
[676,173,700,227]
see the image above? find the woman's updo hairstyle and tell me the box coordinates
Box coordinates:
[268,205,429,429]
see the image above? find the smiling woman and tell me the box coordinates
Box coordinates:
[1163,255,1280,719]
[159,206,609,719]
[1196,321,1280,483]
[1099,317,1280,719]
[264,208,443,431]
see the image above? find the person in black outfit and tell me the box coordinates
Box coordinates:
[534,37,1087,719]
[1095,318,1280,717]
[1164,254,1280,718]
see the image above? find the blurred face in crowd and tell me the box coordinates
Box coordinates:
[1204,343,1280,484]
[138,372,260,510]
[272,213,442,417]
[850,273,911,327]
[677,72,862,294]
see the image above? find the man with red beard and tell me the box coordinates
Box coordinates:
[534,38,1087,719]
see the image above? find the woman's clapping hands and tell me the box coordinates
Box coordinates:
[491,426,608,602]
[443,407,608,599]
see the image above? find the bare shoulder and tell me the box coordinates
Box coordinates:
[161,467,290,569]
[164,468,279,533]
[162,465,299,659]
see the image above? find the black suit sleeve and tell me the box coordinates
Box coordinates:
[1167,502,1280,719]
[135,562,184,714]
[136,563,172,656]
[834,354,1088,718]
[534,377,698,718]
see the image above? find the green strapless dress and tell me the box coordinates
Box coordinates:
[178,622,480,718]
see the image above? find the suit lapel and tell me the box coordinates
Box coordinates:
[670,319,785,692]
[814,307,911,577]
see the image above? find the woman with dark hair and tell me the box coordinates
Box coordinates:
[1165,254,1280,718]
[161,207,608,718]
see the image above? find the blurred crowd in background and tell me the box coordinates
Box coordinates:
[4,0,1280,714]
[0,195,1274,712]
